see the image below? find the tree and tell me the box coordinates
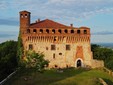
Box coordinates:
[23,51,49,72]
[17,32,24,67]
[0,41,18,81]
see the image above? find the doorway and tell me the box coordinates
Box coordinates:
[77,60,81,67]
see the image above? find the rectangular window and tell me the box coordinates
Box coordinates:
[51,45,56,50]
[46,47,48,50]
[66,45,70,50]
[53,53,55,59]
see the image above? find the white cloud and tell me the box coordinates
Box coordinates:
[0,0,113,24]
[1,0,113,43]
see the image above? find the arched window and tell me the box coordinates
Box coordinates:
[58,29,62,33]
[52,29,55,33]
[71,29,74,33]
[40,29,43,33]
[33,29,37,33]
[25,14,27,18]
[27,29,30,33]
[20,14,24,18]
[46,29,49,33]
[77,30,80,34]
[84,30,87,34]
[64,29,68,33]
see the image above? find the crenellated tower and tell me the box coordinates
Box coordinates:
[19,10,31,34]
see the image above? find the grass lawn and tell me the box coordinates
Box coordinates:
[4,68,113,85]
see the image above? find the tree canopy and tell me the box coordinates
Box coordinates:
[0,40,18,81]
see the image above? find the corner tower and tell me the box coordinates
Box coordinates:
[19,10,31,34]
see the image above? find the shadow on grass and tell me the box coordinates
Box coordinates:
[103,78,113,85]
[3,67,87,85]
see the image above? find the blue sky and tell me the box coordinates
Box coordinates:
[0,0,113,43]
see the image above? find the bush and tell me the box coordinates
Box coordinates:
[22,50,49,72]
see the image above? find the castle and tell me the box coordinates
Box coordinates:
[19,10,104,68]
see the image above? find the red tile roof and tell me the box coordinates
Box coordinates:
[30,19,72,28]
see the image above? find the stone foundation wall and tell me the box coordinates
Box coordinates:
[91,59,104,68]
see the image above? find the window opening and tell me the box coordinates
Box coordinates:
[64,29,68,33]
[52,29,55,33]
[84,30,87,34]
[40,29,43,33]
[33,29,37,33]
[51,45,56,50]
[66,45,70,50]
[71,29,74,33]
[58,29,62,33]
[77,30,80,34]
[29,44,33,50]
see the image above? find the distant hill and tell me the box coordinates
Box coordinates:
[92,43,113,49]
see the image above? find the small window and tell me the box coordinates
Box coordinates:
[33,29,37,33]
[55,65,58,68]
[40,29,43,33]
[66,45,70,50]
[25,14,27,18]
[59,53,62,55]
[54,36,57,41]
[71,30,74,33]
[66,65,68,68]
[46,47,48,50]
[64,29,68,33]
[29,44,33,50]
[84,30,87,34]
[27,29,30,33]
[58,29,62,33]
[46,29,49,33]
[51,45,56,50]
[52,29,55,33]
[53,53,55,59]
[20,14,23,18]
[77,30,80,34]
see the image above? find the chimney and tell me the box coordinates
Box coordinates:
[36,18,40,23]
[38,18,40,22]
[70,24,73,27]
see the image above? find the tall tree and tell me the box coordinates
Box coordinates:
[0,41,18,81]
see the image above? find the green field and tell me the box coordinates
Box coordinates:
[4,68,113,85]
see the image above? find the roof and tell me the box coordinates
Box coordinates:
[30,19,72,28]
[19,10,31,14]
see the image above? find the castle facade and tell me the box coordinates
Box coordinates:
[19,10,104,68]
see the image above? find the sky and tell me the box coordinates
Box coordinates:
[0,0,113,43]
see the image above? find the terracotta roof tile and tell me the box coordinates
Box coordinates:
[30,19,72,28]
